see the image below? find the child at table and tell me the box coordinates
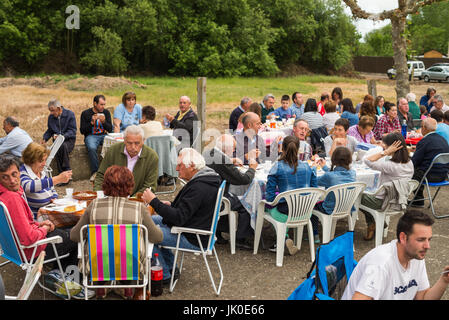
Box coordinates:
[311,146,356,243]
[265,135,317,255]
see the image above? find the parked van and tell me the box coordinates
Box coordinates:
[387,61,426,80]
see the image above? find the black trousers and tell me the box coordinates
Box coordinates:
[217,193,254,240]
[412,169,446,201]
[44,227,78,270]
[55,139,75,172]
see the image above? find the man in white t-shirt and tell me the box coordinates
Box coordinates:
[342,210,449,300]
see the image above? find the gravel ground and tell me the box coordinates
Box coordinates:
[1,178,448,301]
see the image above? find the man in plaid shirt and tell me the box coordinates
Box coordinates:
[373,103,401,140]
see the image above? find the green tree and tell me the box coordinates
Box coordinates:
[80,26,128,75]
[359,25,394,57]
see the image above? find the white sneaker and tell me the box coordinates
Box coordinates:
[89,172,97,182]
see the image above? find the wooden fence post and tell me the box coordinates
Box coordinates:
[196,77,206,153]
[367,79,377,98]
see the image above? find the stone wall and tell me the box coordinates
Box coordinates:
[50,145,102,181]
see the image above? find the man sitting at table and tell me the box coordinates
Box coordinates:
[229,97,252,132]
[234,112,279,165]
[141,148,222,285]
[409,117,449,207]
[291,119,313,161]
[80,94,113,182]
[41,99,77,180]
[0,116,32,160]
[94,125,158,197]
[165,96,198,148]
[204,134,258,250]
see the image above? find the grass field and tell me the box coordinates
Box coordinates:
[1,74,447,144]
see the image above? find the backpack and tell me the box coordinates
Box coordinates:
[310,126,328,157]
[287,231,357,300]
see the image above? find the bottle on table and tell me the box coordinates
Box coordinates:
[151,253,163,296]
[401,119,408,139]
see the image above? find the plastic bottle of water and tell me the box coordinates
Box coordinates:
[401,119,408,139]
[163,117,170,128]
[151,253,163,296]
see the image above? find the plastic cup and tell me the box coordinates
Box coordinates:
[65,188,73,198]
[96,190,105,199]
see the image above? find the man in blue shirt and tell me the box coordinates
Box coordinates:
[419,87,437,114]
[290,92,305,119]
[430,109,449,144]
[270,95,295,120]
[0,116,32,158]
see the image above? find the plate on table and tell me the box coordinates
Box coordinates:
[72,191,97,201]
[42,204,84,214]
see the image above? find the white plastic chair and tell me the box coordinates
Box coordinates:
[44,134,65,178]
[161,180,226,295]
[312,182,366,244]
[0,201,72,299]
[361,179,419,247]
[219,197,238,254]
[253,188,326,267]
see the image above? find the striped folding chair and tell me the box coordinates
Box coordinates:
[79,224,153,300]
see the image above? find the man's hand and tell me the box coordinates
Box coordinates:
[248,159,258,170]
[231,157,243,167]
[142,188,156,205]
[165,113,174,122]
[441,266,449,284]
[39,220,55,232]
[245,148,261,161]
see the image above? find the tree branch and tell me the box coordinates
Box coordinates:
[342,0,396,21]
[405,0,447,14]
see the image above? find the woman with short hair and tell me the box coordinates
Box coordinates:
[71,165,163,299]
[322,101,340,132]
[347,116,377,144]
[359,132,414,240]
[20,142,72,217]
[139,105,164,139]
[113,91,142,133]
[323,118,358,157]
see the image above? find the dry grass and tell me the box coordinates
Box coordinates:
[1,75,448,144]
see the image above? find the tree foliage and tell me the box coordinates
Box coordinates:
[0,0,360,76]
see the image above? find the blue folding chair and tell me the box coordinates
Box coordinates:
[287,231,357,300]
[408,153,449,219]
[0,201,71,299]
[161,180,226,296]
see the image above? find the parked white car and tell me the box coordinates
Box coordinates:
[387,61,426,80]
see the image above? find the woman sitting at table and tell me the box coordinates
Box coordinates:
[323,118,358,157]
[347,116,377,145]
[300,98,323,130]
[340,98,359,127]
[322,101,340,132]
[139,105,163,140]
[70,165,163,300]
[113,91,142,133]
[312,146,356,243]
[359,132,414,241]
[265,136,317,255]
[20,142,72,218]
[373,102,401,140]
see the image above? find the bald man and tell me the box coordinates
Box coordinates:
[165,95,198,147]
[410,117,449,207]
[204,134,258,249]
[233,112,279,165]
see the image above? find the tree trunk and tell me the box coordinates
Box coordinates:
[390,15,409,100]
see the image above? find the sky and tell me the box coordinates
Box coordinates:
[342,0,398,40]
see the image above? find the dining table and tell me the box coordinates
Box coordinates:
[228,159,381,230]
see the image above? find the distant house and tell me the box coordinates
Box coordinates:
[423,50,444,58]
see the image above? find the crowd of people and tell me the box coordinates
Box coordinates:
[0,85,449,301]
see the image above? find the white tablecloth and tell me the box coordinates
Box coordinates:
[229,161,380,229]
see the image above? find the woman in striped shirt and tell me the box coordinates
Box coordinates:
[20,142,72,218]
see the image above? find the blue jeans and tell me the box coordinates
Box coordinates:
[84,135,105,174]
[151,215,200,280]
